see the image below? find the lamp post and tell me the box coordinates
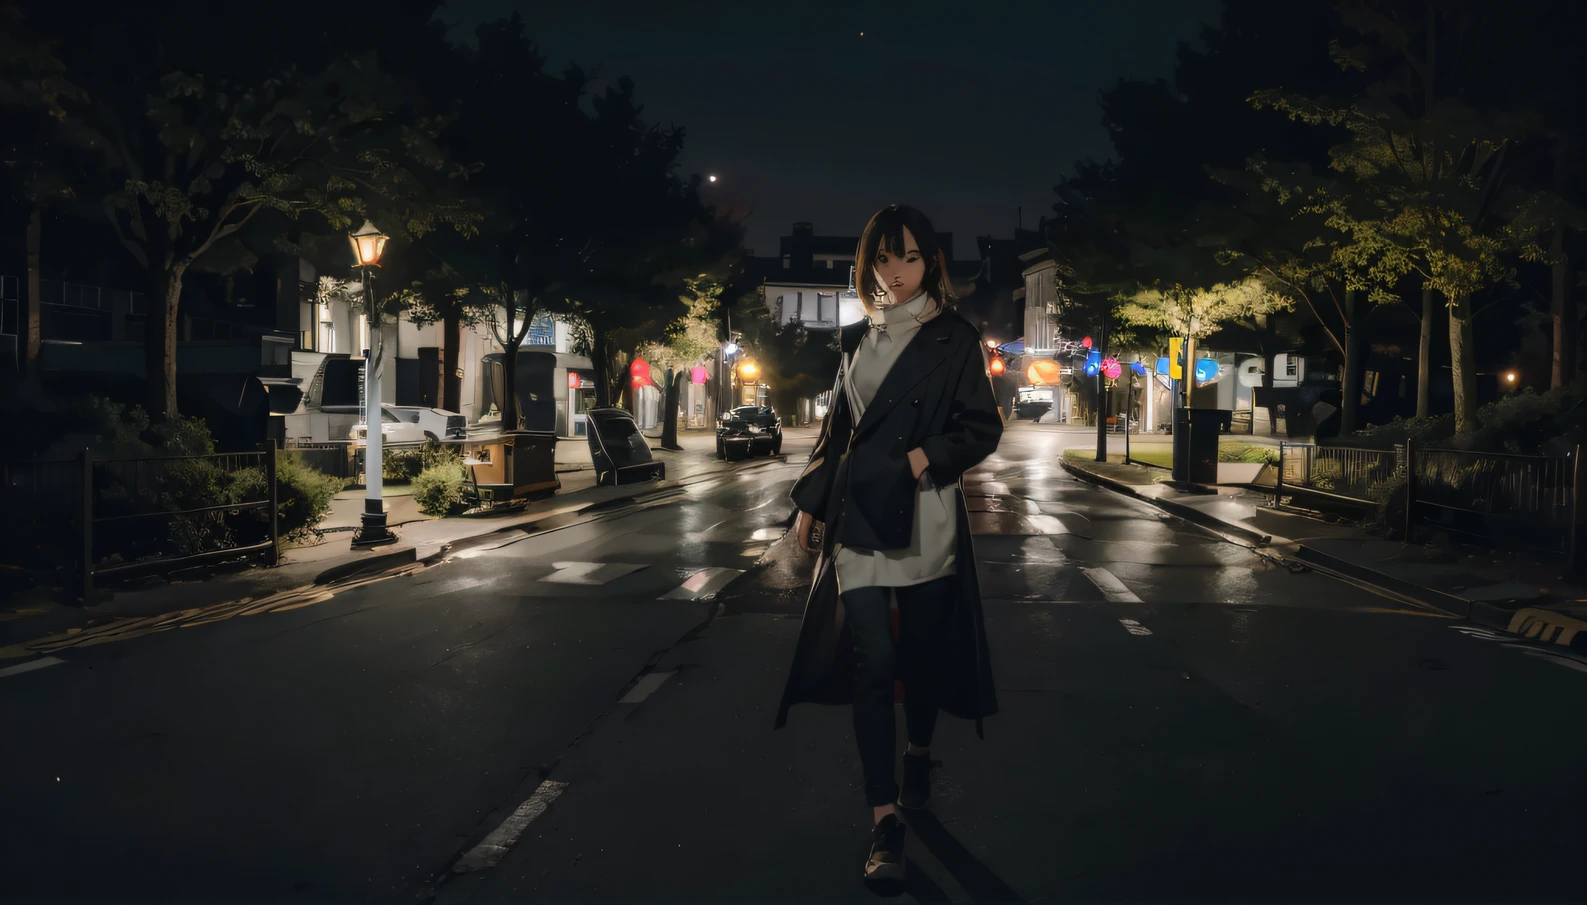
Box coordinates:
[350,220,394,548]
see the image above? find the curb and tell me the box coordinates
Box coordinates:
[1062,460,1586,632]
[1286,545,1470,620]
[313,545,418,585]
[1061,461,1272,546]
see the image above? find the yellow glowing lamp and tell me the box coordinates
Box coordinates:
[1027,359,1061,386]
[349,220,389,268]
[989,356,1006,377]
[739,361,759,380]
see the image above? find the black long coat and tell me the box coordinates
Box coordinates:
[774,307,1004,736]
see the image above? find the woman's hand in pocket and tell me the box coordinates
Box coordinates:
[907,447,930,481]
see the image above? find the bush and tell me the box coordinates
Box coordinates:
[1354,413,1457,449]
[383,446,426,483]
[412,461,469,516]
[421,437,462,470]
[1218,443,1279,464]
[270,451,347,543]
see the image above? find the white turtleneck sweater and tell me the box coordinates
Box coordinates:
[834,291,958,593]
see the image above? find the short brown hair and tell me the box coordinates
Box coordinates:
[854,205,955,317]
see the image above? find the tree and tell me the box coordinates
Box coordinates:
[1116,278,1294,406]
[45,54,464,417]
[1251,0,1567,433]
[737,284,840,425]
[0,0,84,378]
[644,277,729,373]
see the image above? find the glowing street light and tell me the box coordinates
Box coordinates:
[739,361,760,381]
[708,174,718,183]
[349,220,393,548]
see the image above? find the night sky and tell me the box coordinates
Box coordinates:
[445,0,1222,257]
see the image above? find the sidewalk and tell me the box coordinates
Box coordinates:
[0,453,786,659]
[1061,456,1587,639]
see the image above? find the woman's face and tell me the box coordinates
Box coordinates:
[872,227,926,306]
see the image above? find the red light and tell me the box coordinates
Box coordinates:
[989,356,1006,377]
[1081,336,1093,349]
[568,373,581,389]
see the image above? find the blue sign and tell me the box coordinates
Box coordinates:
[1084,350,1102,376]
[1194,358,1220,383]
[1155,357,1171,375]
[1131,361,1148,376]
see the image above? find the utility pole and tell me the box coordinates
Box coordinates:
[1094,316,1109,463]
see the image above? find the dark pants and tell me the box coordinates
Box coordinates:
[842,576,954,807]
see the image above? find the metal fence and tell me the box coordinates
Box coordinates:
[1276,439,1581,559]
[284,437,474,483]
[2,449,278,599]
[285,440,360,480]
[1407,442,1577,556]
[1277,442,1402,503]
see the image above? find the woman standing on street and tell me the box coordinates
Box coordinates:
[773,204,1003,882]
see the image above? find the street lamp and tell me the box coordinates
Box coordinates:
[349,219,394,548]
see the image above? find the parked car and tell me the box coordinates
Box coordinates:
[716,405,782,460]
[349,407,429,445]
[387,406,468,440]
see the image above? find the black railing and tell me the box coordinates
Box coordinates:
[1277,442,1401,503]
[1277,440,1582,559]
[1,448,278,599]
[1406,441,1578,557]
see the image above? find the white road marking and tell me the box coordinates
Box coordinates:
[540,562,648,585]
[1508,647,1587,673]
[1118,618,1153,636]
[1080,567,1143,603]
[1025,514,1068,535]
[618,669,678,703]
[660,568,744,600]
[453,780,570,874]
[0,657,65,679]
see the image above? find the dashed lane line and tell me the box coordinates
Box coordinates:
[1118,618,1153,637]
[618,670,677,703]
[0,656,65,679]
[539,562,648,585]
[452,780,570,874]
[1079,566,1143,603]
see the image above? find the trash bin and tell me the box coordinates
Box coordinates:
[503,430,560,499]
[1172,407,1223,484]
[585,408,666,486]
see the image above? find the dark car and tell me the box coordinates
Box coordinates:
[716,405,782,459]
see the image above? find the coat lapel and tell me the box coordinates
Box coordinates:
[850,316,951,442]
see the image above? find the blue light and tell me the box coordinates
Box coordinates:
[1155,357,1171,375]
[1194,358,1220,383]
[1131,361,1148,376]
[1084,350,1102,376]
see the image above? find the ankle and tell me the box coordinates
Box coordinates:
[872,803,898,825]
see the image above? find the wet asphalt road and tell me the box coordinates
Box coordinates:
[1,424,1585,904]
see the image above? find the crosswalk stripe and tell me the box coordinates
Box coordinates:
[540,562,648,585]
[1079,567,1143,603]
[660,568,744,600]
[1118,618,1153,636]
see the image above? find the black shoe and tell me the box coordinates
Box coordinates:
[898,753,933,809]
[864,814,906,881]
